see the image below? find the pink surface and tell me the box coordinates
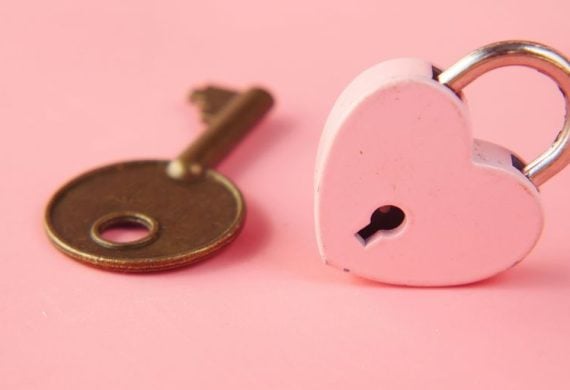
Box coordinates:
[1,0,569,388]
[315,58,543,285]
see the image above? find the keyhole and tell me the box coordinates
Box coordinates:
[355,205,405,245]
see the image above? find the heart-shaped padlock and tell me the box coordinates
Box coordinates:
[315,41,570,286]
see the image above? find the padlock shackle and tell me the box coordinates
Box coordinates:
[438,40,570,187]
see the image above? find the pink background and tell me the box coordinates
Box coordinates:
[1,0,569,388]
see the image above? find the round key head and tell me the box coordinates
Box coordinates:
[45,160,244,272]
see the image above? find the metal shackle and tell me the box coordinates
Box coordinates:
[438,40,570,186]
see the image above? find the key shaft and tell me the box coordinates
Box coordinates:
[167,87,274,179]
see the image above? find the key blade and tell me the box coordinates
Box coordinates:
[190,86,239,125]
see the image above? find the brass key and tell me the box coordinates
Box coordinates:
[45,86,274,272]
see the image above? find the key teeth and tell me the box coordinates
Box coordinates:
[189,86,239,124]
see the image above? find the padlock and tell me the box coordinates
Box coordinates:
[314,41,570,286]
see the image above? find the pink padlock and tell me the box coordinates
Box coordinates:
[315,41,570,286]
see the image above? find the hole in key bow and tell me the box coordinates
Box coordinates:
[90,212,159,249]
[355,205,406,245]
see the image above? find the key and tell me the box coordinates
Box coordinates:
[45,86,274,272]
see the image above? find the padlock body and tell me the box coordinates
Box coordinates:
[315,58,543,286]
